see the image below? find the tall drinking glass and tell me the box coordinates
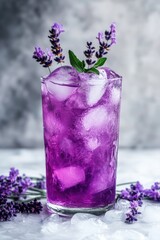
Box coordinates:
[41,66,122,215]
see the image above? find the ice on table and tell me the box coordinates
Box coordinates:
[53,166,85,190]
[142,205,160,223]
[110,229,147,240]
[45,66,79,101]
[84,69,108,106]
[82,106,108,131]
[104,209,123,223]
[71,213,97,225]
[115,199,130,211]
[148,225,160,240]
[71,213,108,239]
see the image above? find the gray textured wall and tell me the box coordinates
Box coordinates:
[0,0,160,148]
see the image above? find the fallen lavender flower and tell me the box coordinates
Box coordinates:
[143,182,160,201]
[33,177,46,190]
[119,181,144,223]
[125,200,142,224]
[0,168,45,221]
[0,201,17,222]
[0,168,33,198]
[15,199,43,214]
[120,181,144,202]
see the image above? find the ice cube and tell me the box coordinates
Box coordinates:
[41,214,63,235]
[84,69,108,106]
[71,213,108,239]
[45,66,79,101]
[142,205,160,223]
[71,213,96,225]
[86,137,100,150]
[110,229,147,240]
[115,199,130,211]
[89,164,114,194]
[82,106,108,131]
[53,166,85,190]
[43,112,64,135]
[104,210,123,223]
[111,87,121,105]
[60,137,74,156]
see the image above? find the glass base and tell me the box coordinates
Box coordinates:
[47,202,114,216]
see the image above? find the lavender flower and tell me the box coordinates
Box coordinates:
[49,22,65,64]
[96,32,104,43]
[34,178,46,190]
[0,201,17,222]
[16,199,43,214]
[33,47,53,68]
[96,23,116,59]
[125,200,141,224]
[52,23,64,35]
[110,23,116,45]
[9,168,19,182]
[0,199,43,222]
[120,182,144,223]
[143,182,160,201]
[0,168,33,198]
[84,42,96,66]
[120,181,144,201]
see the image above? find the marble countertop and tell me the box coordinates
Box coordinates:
[0,148,160,240]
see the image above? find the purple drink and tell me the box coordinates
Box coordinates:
[41,66,122,215]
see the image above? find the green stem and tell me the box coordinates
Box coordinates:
[48,67,51,73]
[23,196,46,203]
[29,176,45,181]
[116,181,137,187]
[28,187,46,194]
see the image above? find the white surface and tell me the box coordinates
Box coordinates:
[0,148,160,240]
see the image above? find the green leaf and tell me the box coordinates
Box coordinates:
[68,50,84,72]
[93,57,107,68]
[85,67,99,75]
[82,60,86,68]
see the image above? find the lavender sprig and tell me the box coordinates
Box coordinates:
[0,199,43,222]
[119,181,144,223]
[48,23,65,64]
[125,200,142,224]
[0,168,33,198]
[96,23,116,59]
[33,47,53,68]
[84,42,96,67]
[143,182,160,201]
[0,168,45,222]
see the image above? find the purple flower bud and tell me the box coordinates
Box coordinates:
[110,23,116,45]
[96,32,104,43]
[33,47,45,59]
[9,168,19,182]
[33,47,53,68]
[52,23,64,35]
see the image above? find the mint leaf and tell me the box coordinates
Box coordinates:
[85,68,99,75]
[82,60,86,68]
[68,50,84,72]
[93,57,107,68]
